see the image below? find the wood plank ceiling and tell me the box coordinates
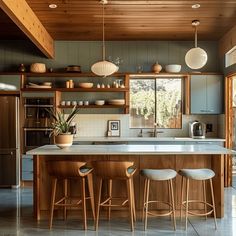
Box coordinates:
[3,0,236,41]
[25,0,236,40]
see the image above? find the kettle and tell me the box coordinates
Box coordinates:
[189,121,206,139]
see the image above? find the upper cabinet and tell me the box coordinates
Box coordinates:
[190,74,223,114]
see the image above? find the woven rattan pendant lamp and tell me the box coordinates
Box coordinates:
[185,20,208,70]
[91,0,118,77]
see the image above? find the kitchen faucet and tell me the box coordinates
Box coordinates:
[150,123,163,137]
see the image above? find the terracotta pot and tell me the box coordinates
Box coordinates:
[55,134,73,149]
[152,62,162,73]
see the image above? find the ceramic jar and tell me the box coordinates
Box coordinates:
[152,62,162,73]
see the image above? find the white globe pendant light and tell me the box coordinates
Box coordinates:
[185,20,208,70]
[91,0,118,77]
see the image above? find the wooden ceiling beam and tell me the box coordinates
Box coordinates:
[0,0,54,58]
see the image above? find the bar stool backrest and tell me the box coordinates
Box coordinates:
[46,161,87,178]
[92,161,135,179]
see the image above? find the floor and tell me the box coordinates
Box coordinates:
[0,187,236,236]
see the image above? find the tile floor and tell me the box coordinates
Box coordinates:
[0,187,236,236]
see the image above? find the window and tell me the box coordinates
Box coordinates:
[129,78,182,129]
[225,46,236,68]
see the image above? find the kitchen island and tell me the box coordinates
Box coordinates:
[27,144,232,220]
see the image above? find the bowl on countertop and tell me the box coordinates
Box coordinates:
[78,83,94,88]
[95,100,105,105]
[165,64,181,73]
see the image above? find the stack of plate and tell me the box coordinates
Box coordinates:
[108,99,125,105]
[26,82,52,89]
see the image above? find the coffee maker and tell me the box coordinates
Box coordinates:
[189,121,206,139]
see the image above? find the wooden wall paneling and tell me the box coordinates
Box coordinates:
[175,155,212,211]
[219,25,236,57]
[0,0,54,58]
[139,155,176,211]
[225,75,233,187]
[211,154,224,218]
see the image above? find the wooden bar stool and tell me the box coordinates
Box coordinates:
[92,161,136,232]
[178,168,217,230]
[141,169,177,231]
[46,161,95,230]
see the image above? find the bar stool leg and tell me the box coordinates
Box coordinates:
[107,179,112,220]
[63,179,68,220]
[180,176,184,222]
[87,173,95,221]
[49,178,57,229]
[142,178,147,222]
[95,178,103,231]
[127,178,134,231]
[185,178,189,230]
[202,180,207,220]
[144,179,150,231]
[167,180,171,220]
[210,179,217,230]
[81,177,87,230]
[169,179,176,230]
[131,178,136,222]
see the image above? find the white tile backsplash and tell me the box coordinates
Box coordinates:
[73,114,224,138]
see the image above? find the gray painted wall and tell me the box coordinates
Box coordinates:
[0,40,220,73]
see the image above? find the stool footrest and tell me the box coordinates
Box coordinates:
[182,200,214,216]
[100,197,128,207]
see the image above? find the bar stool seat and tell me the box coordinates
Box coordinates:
[46,161,95,230]
[141,168,177,231]
[178,168,215,180]
[178,168,217,230]
[92,161,136,232]
[141,169,177,181]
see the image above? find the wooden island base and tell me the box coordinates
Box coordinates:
[33,153,224,220]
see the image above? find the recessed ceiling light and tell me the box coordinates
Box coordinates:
[49,4,57,9]
[192,4,200,9]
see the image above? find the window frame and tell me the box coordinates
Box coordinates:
[128,74,187,129]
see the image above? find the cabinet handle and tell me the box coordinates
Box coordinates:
[206,110,214,112]
[200,110,206,112]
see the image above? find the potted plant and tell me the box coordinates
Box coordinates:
[46,106,79,149]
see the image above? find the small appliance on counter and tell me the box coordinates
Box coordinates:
[189,121,206,139]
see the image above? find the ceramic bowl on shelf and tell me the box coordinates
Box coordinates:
[30,63,46,73]
[108,99,125,105]
[78,83,93,88]
[42,82,52,86]
[165,64,181,73]
[95,100,105,106]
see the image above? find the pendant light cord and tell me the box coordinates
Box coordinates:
[194,25,198,48]
[102,2,105,61]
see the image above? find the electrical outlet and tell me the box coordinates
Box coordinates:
[206,123,213,132]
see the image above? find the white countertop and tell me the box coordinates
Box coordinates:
[27,144,232,156]
[73,136,225,142]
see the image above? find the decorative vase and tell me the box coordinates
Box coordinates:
[152,62,162,73]
[55,133,73,149]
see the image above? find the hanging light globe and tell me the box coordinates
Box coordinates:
[185,47,208,70]
[91,60,118,77]
[185,20,208,70]
[91,0,118,77]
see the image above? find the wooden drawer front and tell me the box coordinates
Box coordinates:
[22,158,33,172]
[22,171,33,181]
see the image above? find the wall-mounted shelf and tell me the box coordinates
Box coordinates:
[21,88,129,92]
[58,105,129,109]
